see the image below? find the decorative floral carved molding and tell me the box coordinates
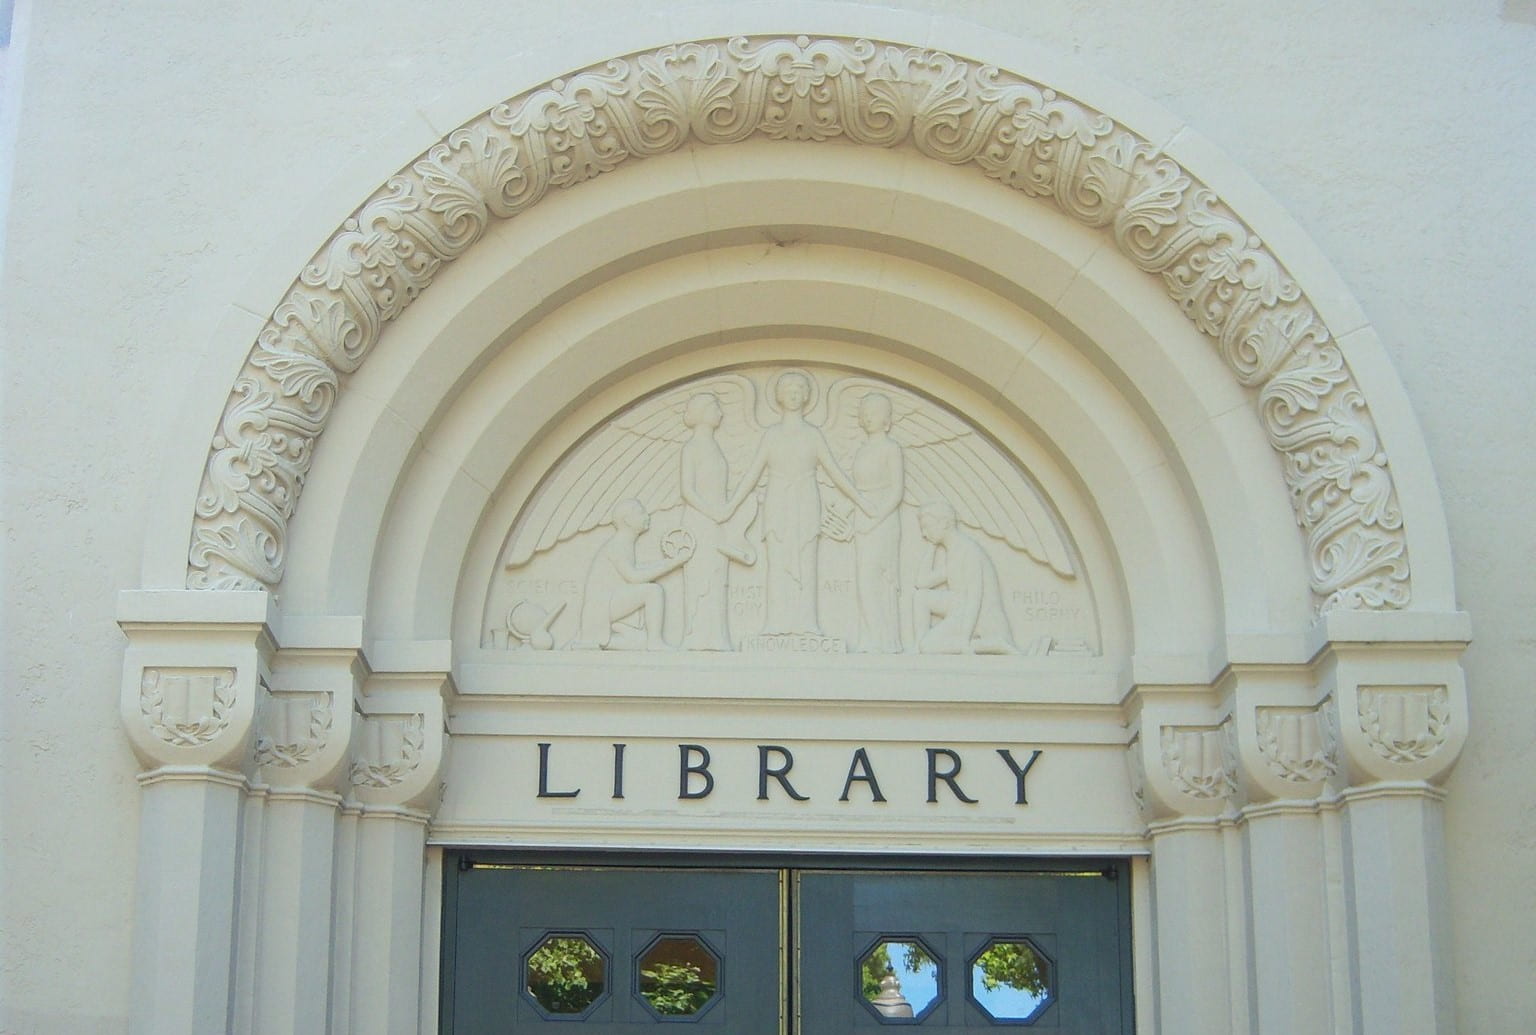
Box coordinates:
[1256,701,1338,784]
[1159,721,1237,800]
[139,668,237,747]
[255,690,333,769]
[186,34,1408,612]
[349,714,426,788]
[1358,685,1450,764]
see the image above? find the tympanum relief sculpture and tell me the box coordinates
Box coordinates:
[487,366,1096,656]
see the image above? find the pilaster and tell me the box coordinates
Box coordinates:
[119,590,276,1035]
[1126,616,1468,1035]
[246,644,363,1035]
[339,668,450,1035]
[1229,665,1337,1035]
[1319,611,1469,1035]
[1128,690,1241,1035]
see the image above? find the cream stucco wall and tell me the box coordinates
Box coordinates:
[1,2,1533,1033]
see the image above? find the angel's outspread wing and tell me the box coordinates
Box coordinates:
[505,373,761,567]
[823,376,1077,577]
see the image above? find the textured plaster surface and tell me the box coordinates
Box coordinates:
[2,1,1533,1030]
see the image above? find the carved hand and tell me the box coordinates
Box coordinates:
[820,506,854,542]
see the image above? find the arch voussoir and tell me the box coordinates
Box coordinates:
[186,33,1408,613]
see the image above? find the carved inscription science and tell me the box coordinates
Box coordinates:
[487,366,1098,655]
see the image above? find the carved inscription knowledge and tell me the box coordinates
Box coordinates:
[488,367,1095,655]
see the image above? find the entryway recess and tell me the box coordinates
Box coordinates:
[441,852,1134,1033]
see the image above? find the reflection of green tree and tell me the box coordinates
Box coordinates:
[973,941,1047,997]
[640,960,716,1015]
[526,937,605,1013]
[860,941,935,999]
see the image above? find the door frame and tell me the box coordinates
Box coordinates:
[439,849,1135,1033]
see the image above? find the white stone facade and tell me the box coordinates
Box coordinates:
[2,2,1533,1033]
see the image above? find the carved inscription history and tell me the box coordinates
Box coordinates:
[488,366,1097,654]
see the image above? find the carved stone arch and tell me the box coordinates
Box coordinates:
[181,30,1449,618]
[116,18,1472,1035]
[336,199,1236,651]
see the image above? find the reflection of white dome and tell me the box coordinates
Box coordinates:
[871,968,915,1018]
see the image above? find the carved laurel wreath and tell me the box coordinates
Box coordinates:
[140,668,237,747]
[349,715,426,789]
[254,691,334,769]
[187,34,1409,613]
[1159,722,1238,801]
[1358,686,1450,764]
[1255,704,1339,784]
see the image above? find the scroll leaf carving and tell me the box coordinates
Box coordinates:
[1358,685,1450,764]
[1159,721,1237,801]
[1255,703,1338,784]
[349,714,426,788]
[497,63,647,183]
[186,35,1409,613]
[139,668,237,747]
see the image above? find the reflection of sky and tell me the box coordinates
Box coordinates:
[970,969,1047,1021]
[890,954,939,1013]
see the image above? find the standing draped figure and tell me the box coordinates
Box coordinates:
[725,372,870,636]
[850,393,905,652]
[678,393,755,649]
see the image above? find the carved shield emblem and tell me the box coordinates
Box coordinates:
[139,668,236,747]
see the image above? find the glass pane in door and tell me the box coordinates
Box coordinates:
[442,863,783,1033]
[795,868,1131,1033]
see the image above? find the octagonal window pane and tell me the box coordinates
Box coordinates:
[637,934,721,1017]
[859,938,941,1020]
[525,934,607,1015]
[969,938,1053,1023]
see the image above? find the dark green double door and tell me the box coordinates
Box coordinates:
[441,854,1133,1033]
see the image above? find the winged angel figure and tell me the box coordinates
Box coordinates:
[506,369,1076,652]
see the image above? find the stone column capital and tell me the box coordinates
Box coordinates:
[256,645,368,792]
[1322,641,1469,787]
[1126,622,1470,821]
[118,590,278,773]
[1221,665,1339,807]
[346,671,451,814]
[1127,693,1237,822]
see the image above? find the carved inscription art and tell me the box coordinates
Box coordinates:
[139,668,236,747]
[491,367,1089,654]
[1357,685,1450,764]
[187,35,1410,615]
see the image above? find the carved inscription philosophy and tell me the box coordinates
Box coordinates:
[488,367,1096,655]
